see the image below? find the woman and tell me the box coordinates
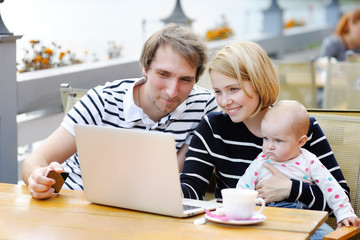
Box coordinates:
[320,8,360,61]
[180,41,349,238]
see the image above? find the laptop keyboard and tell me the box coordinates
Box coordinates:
[183,204,202,211]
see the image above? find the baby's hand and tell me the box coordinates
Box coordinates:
[337,216,360,229]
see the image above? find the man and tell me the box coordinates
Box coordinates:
[22,23,217,199]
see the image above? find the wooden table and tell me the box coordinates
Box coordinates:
[0,183,328,240]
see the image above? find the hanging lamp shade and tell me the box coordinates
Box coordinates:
[161,0,193,27]
[0,1,13,35]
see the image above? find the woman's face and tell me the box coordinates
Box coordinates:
[210,70,259,123]
[350,21,360,47]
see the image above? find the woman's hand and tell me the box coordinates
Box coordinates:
[255,162,292,203]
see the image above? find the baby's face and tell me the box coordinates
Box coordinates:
[261,117,302,162]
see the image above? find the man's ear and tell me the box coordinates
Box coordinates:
[142,67,147,76]
[298,135,308,148]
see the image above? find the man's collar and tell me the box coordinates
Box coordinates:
[123,77,189,126]
[123,78,146,122]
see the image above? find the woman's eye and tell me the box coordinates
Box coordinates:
[230,88,239,92]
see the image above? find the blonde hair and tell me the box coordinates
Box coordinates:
[208,41,279,116]
[140,23,208,82]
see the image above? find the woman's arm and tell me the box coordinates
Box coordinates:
[255,163,292,203]
[180,115,215,200]
[288,117,349,211]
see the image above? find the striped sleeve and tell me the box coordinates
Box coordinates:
[180,115,215,200]
[180,112,263,201]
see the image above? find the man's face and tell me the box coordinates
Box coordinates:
[142,44,197,119]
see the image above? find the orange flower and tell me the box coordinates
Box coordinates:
[19,40,86,72]
[44,48,53,55]
[29,40,40,44]
[41,58,49,65]
[59,52,66,60]
[33,55,42,63]
[206,26,233,41]
[285,19,295,29]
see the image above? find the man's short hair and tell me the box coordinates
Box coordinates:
[140,23,208,83]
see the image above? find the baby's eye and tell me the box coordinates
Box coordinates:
[276,139,283,143]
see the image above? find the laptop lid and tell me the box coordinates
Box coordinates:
[74,124,220,217]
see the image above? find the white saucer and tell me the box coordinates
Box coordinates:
[204,212,266,225]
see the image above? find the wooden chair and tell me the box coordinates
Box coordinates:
[308,110,360,239]
[322,61,360,110]
[272,60,318,108]
[59,83,88,113]
[346,51,360,63]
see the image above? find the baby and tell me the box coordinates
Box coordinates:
[236,100,360,228]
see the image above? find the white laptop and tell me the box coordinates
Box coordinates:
[74,124,221,218]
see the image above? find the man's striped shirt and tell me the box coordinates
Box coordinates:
[61,78,217,190]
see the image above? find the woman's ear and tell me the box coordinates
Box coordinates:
[298,135,308,148]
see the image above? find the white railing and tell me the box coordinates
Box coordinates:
[17,57,142,146]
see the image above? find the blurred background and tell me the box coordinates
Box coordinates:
[1,0,360,184]
[2,0,359,63]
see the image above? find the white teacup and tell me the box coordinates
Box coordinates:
[221,188,265,220]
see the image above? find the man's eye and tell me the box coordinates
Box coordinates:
[158,72,168,77]
[181,78,193,83]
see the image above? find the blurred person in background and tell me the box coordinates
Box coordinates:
[320,8,360,61]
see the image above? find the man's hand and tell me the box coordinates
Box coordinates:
[255,162,292,204]
[27,162,63,199]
